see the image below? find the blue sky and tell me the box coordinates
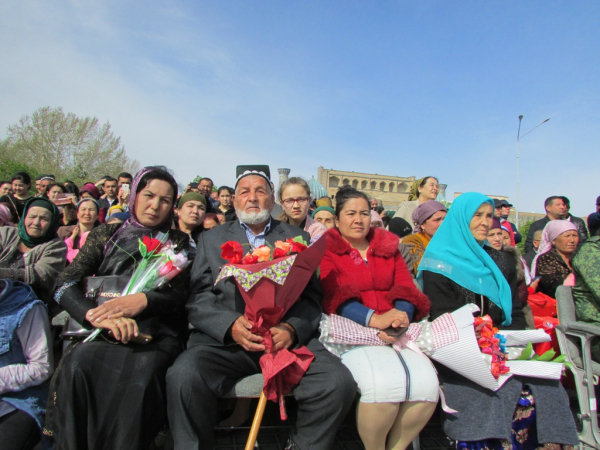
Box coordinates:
[1,1,598,216]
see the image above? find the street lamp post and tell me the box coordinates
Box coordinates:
[516,116,550,226]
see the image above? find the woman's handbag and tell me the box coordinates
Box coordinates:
[60,276,153,344]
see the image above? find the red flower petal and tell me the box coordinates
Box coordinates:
[241,253,258,265]
[221,241,244,264]
[158,260,175,277]
[143,236,164,253]
[272,247,288,259]
[286,238,307,254]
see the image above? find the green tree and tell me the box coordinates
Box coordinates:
[1,107,139,184]
[517,219,535,254]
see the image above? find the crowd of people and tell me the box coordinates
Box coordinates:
[0,165,598,450]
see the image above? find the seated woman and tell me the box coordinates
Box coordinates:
[79,183,107,223]
[0,204,16,227]
[420,192,578,449]
[402,201,447,276]
[531,220,579,298]
[62,180,80,199]
[370,210,384,228]
[388,217,413,240]
[0,172,34,222]
[0,279,54,450]
[57,198,100,263]
[202,212,220,230]
[488,219,531,305]
[0,198,67,305]
[0,180,11,197]
[320,186,437,450]
[311,205,336,230]
[175,191,207,258]
[43,183,65,205]
[277,177,326,241]
[392,176,439,223]
[106,204,125,219]
[46,167,192,450]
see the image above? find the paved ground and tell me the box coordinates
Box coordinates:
[38,389,593,450]
[211,400,455,450]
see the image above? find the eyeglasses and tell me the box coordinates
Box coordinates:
[282,197,309,207]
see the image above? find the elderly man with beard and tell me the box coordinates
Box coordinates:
[167,166,356,450]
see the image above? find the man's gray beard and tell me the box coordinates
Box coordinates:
[237,208,271,225]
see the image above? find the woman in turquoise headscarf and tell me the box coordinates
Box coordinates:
[0,197,67,305]
[419,192,578,449]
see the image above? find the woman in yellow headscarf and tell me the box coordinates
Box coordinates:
[392,176,439,224]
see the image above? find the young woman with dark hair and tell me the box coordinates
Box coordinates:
[320,186,438,450]
[0,172,33,221]
[216,186,237,222]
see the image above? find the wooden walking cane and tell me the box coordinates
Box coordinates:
[246,373,287,450]
[245,391,268,450]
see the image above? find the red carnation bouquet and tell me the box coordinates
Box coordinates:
[217,236,326,419]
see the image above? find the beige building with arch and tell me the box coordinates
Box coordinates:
[317,166,416,210]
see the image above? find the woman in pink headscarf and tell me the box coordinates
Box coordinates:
[532,220,579,297]
[0,204,15,227]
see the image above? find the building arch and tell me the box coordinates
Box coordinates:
[379,181,386,191]
[352,179,358,188]
[370,181,377,190]
[342,178,350,186]
[397,182,408,192]
[361,180,368,189]
[329,176,340,188]
[389,182,395,192]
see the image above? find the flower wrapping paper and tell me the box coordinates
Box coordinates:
[321,304,561,392]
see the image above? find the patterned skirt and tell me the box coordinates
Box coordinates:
[456,386,575,450]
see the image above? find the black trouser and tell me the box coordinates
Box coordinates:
[167,333,356,450]
[0,409,40,450]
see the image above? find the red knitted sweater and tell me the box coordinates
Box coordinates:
[320,227,430,321]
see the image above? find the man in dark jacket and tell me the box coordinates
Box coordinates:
[166,166,355,450]
[587,195,600,237]
[525,196,588,253]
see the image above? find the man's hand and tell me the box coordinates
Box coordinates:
[270,323,296,351]
[87,293,148,323]
[230,316,265,352]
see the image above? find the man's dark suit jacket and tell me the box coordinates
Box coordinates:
[187,218,322,348]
